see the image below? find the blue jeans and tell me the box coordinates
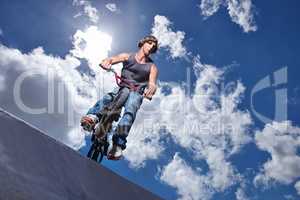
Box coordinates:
[87,87,143,149]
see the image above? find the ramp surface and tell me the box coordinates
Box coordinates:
[0,109,161,200]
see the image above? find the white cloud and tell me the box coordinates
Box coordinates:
[200,0,222,17]
[0,25,117,150]
[159,56,252,158]
[203,146,238,191]
[67,127,86,150]
[151,15,187,58]
[0,44,86,148]
[70,26,112,68]
[235,187,249,200]
[227,0,257,32]
[70,26,119,94]
[160,153,213,200]
[73,0,99,24]
[295,181,300,196]
[254,121,300,186]
[105,3,119,13]
[124,120,165,168]
[199,0,257,32]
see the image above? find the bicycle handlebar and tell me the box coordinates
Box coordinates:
[99,64,152,101]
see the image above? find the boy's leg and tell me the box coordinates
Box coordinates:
[93,87,130,138]
[81,87,119,131]
[86,88,120,116]
[108,91,143,159]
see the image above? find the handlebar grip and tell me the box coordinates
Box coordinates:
[99,64,106,70]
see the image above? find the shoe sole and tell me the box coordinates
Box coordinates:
[107,155,123,160]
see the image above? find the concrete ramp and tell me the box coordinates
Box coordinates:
[0,109,161,200]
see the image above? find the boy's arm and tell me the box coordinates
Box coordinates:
[100,53,130,69]
[144,64,158,99]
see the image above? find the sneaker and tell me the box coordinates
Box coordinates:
[80,114,98,132]
[107,144,123,160]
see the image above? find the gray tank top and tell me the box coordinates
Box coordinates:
[120,54,153,89]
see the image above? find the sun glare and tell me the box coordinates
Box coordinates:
[71,26,112,70]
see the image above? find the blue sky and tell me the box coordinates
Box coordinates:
[0,0,300,200]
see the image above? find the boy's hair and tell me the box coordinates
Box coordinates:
[138,35,158,54]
